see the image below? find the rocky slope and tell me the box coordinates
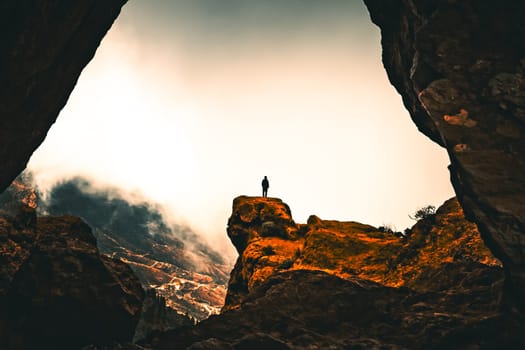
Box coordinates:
[363,0,525,311]
[0,0,126,193]
[224,196,500,310]
[146,196,523,349]
[40,178,231,321]
[0,203,143,349]
[133,289,195,343]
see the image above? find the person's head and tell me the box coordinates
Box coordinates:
[264,176,267,179]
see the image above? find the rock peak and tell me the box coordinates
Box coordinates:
[224,196,500,310]
[227,196,297,253]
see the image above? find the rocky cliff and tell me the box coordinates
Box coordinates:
[146,197,523,349]
[224,196,500,310]
[0,0,126,194]
[363,0,525,311]
[0,198,143,349]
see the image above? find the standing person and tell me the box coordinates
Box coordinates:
[261,176,269,198]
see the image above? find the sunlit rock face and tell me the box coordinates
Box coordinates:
[224,196,499,310]
[363,0,525,310]
[0,211,144,349]
[0,0,126,193]
[146,197,525,349]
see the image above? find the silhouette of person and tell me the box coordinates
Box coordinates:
[261,176,269,198]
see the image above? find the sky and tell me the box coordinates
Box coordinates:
[27,0,454,258]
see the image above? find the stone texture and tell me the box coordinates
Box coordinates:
[0,0,127,194]
[0,212,144,349]
[363,0,525,311]
[224,196,500,310]
[143,196,523,349]
[148,270,524,350]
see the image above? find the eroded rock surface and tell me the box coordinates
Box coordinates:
[0,209,144,349]
[149,269,525,350]
[363,0,525,310]
[224,196,499,310]
[0,0,126,193]
[144,196,523,349]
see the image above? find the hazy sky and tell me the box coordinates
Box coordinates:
[28,0,454,257]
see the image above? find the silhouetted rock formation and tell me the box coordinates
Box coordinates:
[363,0,525,312]
[146,197,524,349]
[150,269,525,350]
[0,0,126,193]
[0,206,143,349]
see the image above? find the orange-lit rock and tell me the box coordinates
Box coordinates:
[224,196,500,310]
[364,0,525,311]
[148,197,518,349]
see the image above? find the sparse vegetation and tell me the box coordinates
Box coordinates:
[377,224,395,234]
[262,245,275,256]
[377,224,403,238]
[409,205,436,221]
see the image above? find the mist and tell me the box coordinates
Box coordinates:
[37,177,237,266]
[27,0,454,252]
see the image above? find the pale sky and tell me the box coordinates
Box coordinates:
[28,0,454,258]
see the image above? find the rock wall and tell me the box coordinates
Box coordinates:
[0,0,126,193]
[363,0,525,310]
[0,210,144,349]
[223,196,500,310]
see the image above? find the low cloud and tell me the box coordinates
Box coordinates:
[35,176,235,272]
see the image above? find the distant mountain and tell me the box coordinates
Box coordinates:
[9,175,231,321]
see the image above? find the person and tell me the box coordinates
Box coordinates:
[261,176,269,198]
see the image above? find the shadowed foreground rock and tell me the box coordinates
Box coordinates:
[363,0,525,311]
[0,210,144,349]
[144,197,524,349]
[149,270,523,350]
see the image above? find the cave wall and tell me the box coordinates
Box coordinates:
[0,0,127,193]
[1,0,525,313]
[363,0,525,309]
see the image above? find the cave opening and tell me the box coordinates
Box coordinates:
[5,1,525,347]
[26,0,454,258]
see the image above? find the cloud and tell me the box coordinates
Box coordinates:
[36,177,235,270]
